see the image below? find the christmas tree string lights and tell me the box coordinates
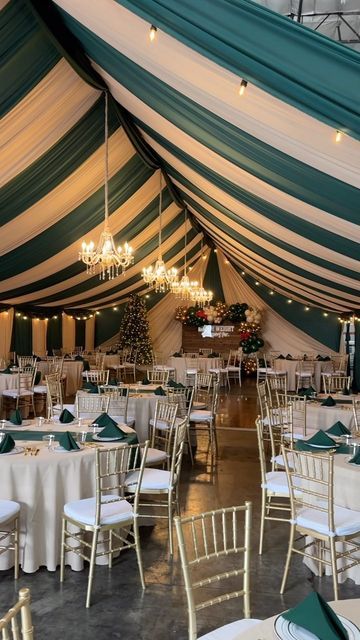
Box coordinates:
[119,294,153,365]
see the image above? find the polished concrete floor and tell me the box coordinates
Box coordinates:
[1,379,360,638]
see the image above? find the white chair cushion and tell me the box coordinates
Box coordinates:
[149,417,183,430]
[154,366,174,372]
[0,500,20,524]
[186,369,197,374]
[198,618,261,640]
[190,411,212,422]
[208,368,227,374]
[34,385,47,394]
[126,468,172,491]
[145,448,168,465]
[296,503,360,537]
[3,390,33,397]
[272,453,294,469]
[263,471,289,495]
[64,495,133,527]
[193,401,207,410]
[226,366,240,372]
[296,372,313,377]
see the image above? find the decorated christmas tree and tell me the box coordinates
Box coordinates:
[119,294,153,364]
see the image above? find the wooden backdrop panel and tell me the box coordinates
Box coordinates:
[182,325,241,353]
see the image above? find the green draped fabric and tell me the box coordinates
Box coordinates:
[116,0,360,139]
[75,319,85,350]
[13,315,32,356]
[204,250,225,303]
[353,321,360,392]
[46,316,62,353]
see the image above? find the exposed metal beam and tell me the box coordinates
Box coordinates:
[339,14,360,40]
[296,0,304,23]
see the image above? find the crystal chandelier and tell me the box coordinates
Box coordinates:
[142,171,178,293]
[79,93,134,280]
[172,208,199,300]
[190,242,212,307]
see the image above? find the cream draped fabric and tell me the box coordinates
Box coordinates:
[32,319,48,356]
[0,308,14,362]
[85,316,95,351]
[217,252,338,355]
[62,313,75,353]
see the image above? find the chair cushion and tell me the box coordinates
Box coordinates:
[258,367,274,373]
[34,385,47,394]
[226,366,240,372]
[3,390,33,397]
[263,471,289,495]
[0,500,20,524]
[198,618,261,640]
[126,468,172,491]
[149,417,183,430]
[64,495,133,527]
[186,369,197,374]
[296,503,360,537]
[193,401,207,410]
[272,453,294,469]
[190,411,212,422]
[145,448,168,465]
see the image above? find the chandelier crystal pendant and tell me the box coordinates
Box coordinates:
[142,171,178,293]
[173,207,199,300]
[190,241,212,307]
[79,92,134,280]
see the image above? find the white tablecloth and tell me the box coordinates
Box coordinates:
[307,402,355,431]
[236,599,360,640]
[168,357,221,384]
[37,360,83,395]
[0,421,135,573]
[274,359,333,391]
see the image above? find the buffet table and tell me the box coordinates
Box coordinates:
[274,359,333,391]
[0,421,136,573]
[168,356,221,385]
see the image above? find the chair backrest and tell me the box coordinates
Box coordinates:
[0,587,33,640]
[75,394,110,417]
[174,502,252,640]
[267,374,287,396]
[227,349,241,367]
[282,446,335,534]
[198,349,212,356]
[255,417,268,488]
[146,369,169,384]
[100,386,129,420]
[45,374,63,418]
[353,399,360,430]
[150,401,179,454]
[16,367,37,393]
[95,353,106,369]
[85,370,109,385]
[265,400,292,471]
[276,393,307,437]
[323,374,351,394]
[331,354,348,373]
[196,373,212,392]
[48,358,64,376]
[256,381,268,420]
[95,442,149,527]
[297,360,315,374]
[167,386,195,420]
[185,353,198,359]
[169,418,188,488]
[18,356,36,368]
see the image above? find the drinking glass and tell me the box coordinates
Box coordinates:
[77,431,88,445]
[42,434,55,450]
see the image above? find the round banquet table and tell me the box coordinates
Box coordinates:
[274,359,333,391]
[232,598,360,639]
[307,402,355,431]
[0,421,134,573]
[168,356,221,385]
[37,360,83,395]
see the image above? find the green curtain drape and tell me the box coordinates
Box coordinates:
[46,316,62,353]
[94,307,123,346]
[13,315,32,356]
[353,321,360,392]
[203,250,225,303]
[75,320,86,350]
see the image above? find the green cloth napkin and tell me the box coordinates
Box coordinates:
[326,421,350,436]
[323,356,331,361]
[321,395,336,406]
[282,591,348,640]
[349,449,360,465]
[167,379,184,388]
[285,354,293,360]
[74,355,84,361]
[306,430,336,447]
[342,387,350,396]
[172,352,182,357]
[82,360,90,372]
[59,431,80,451]
[316,355,324,361]
[109,378,117,386]
[207,352,219,358]
[98,422,127,439]
[9,410,22,425]
[59,408,75,424]
[0,367,12,374]
[34,371,41,385]
[93,413,118,428]
[298,387,316,397]
[142,377,151,385]
[154,386,166,396]
[0,434,15,454]
[83,382,99,394]
[296,440,350,454]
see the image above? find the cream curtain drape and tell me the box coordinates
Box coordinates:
[0,308,14,362]
[62,313,75,353]
[32,319,48,356]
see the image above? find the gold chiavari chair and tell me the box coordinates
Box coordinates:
[94,352,105,370]
[193,373,212,410]
[295,360,315,392]
[3,367,37,416]
[61,442,149,607]
[174,503,261,640]
[267,373,288,402]
[45,373,63,419]
[146,369,169,385]
[189,384,219,458]
[332,353,349,374]
[0,588,33,640]
[84,369,109,385]
[280,446,360,600]
[225,349,243,386]
[99,385,134,426]
[265,399,292,471]
[146,400,179,468]
[125,418,187,556]
[17,356,36,368]
[184,354,199,387]
[256,355,274,384]
[167,387,195,464]
[0,500,20,580]
[322,374,351,395]
[75,394,110,418]
[353,399,360,430]
[276,393,311,439]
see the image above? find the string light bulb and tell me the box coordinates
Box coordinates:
[335,130,342,143]
[239,79,248,96]
[305,306,310,311]
[149,25,157,42]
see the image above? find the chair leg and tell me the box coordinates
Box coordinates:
[259,491,266,555]
[186,423,194,465]
[280,524,296,594]
[108,529,113,569]
[133,519,145,589]
[86,529,99,608]
[14,516,19,580]
[329,537,338,600]
[60,517,66,583]
[168,491,174,556]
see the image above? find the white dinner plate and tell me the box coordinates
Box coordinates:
[274,613,360,640]
[92,433,126,442]
[306,442,339,449]
[0,446,24,456]
[53,445,82,453]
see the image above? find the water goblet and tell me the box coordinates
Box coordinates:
[77,431,88,446]
[0,419,6,431]
[37,416,45,428]
[42,434,55,450]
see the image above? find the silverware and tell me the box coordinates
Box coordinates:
[34,448,40,456]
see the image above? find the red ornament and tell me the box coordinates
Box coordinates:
[196,310,206,318]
